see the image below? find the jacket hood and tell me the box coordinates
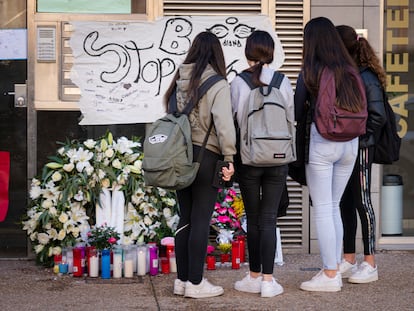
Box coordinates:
[176,63,216,94]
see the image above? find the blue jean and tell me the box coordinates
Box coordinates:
[306,124,358,270]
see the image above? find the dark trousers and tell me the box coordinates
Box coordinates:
[237,164,288,274]
[175,146,220,284]
[341,146,376,255]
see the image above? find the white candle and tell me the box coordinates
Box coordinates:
[113,253,123,278]
[132,246,137,273]
[124,259,134,278]
[89,255,99,277]
[137,249,146,276]
[169,256,177,273]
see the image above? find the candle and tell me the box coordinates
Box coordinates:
[161,257,170,274]
[53,254,62,274]
[137,247,146,276]
[89,253,99,277]
[149,244,159,276]
[206,255,216,270]
[231,240,240,269]
[169,251,177,273]
[113,249,123,278]
[59,263,68,274]
[237,235,246,263]
[66,247,73,273]
[72,247,83,277]
[101,249,111,279]
[124,259,134,278]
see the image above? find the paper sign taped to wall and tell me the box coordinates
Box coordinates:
[70,16,285,125]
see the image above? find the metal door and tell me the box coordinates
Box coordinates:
[0,1,28,258]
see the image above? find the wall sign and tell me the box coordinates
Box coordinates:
[70,16,285,125]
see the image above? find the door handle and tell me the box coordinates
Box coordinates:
[13,84,27,108]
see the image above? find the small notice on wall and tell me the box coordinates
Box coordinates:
[0,29,27,60]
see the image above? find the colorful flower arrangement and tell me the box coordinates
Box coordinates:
[211,187,244,254]
[22,132,179,266]
[87,224,120,250]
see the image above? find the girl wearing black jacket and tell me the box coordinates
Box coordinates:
[336,25,387,284]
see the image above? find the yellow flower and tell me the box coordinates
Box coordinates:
[232,196,245,219]
[217,242,232,254]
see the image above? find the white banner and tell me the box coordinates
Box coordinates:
[70,16,285,125]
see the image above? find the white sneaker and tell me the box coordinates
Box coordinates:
[184,278,224,298]
[348,261,378,284]
[339,259,358,278]
[173,279,186,296]
[261,278,284,298]
[234,273,262,293]
[300,270,342,292]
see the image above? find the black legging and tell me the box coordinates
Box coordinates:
[237,164,288,275]
[341,146,376,255]
[175,146,220,285]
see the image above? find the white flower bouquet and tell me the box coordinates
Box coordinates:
[22,132,179,266]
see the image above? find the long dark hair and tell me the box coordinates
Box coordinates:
[244,30,275,87]
[164,31,227,111]
[302,17,365,112]
[336,25,386,89]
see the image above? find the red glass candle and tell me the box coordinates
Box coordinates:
[231,240,240,269]
[237,235,246,263]
[206,255,216,270]
[161,257,170,274]
[220,253,230,264]
[53,254,62,274]
[72,247,83,277]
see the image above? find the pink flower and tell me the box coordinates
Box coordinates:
[108,237,117,244]
[217,215,231,223]
[207,245,215,254]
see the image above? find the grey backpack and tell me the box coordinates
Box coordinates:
[237,71,296,166]
[142,75,223,190]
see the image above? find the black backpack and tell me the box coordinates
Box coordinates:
[373,93,401,164]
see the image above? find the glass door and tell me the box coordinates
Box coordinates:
[0,0,28,258]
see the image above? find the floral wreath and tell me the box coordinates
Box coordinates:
[22,132,179,265]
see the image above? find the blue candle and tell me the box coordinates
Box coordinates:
[59,263,68,274]
[101,249,111,279]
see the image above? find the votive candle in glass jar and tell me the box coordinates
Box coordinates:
[149,244,159,276]
[137,245,147,276]
[112,246,123,279]
[124,246,134,278]
[101,249,111,279]
[88,247,99,278]
[72,247,83,277]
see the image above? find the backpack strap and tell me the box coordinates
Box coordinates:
[168,74,225,165]
[269,71,284,89]
[238,71,284,90]
[238,71,255,90]
[168,74,225,115]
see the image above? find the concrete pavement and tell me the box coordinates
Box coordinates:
[0,250,413,311]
